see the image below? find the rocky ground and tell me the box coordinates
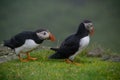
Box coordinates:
[87,47,120,62]
[0,44,18,63]
[0,44,120,63]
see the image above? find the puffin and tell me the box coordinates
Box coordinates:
[4,28,55,62]
[49,20,94,64]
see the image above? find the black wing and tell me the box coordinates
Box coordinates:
[59,35,79,56]
[4,31,35,49]
[49,34,80,59]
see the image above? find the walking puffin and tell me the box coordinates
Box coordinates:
[4,28,55,62]
[49,20,94,64]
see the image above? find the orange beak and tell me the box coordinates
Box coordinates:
[90,27,94,36]
[49,33,55,41]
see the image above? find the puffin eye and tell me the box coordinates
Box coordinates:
[43,32,46,35]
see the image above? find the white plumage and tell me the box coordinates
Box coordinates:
[15,39,39,55]
[69,36,90,60]
[80,35,90,48]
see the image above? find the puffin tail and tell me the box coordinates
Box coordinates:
[4,40,14,49]
[50,47,59,51]
[49,47,65,59]
[49,52,66,59]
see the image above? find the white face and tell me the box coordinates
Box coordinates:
[36,31,50,39]
[84,23,93,31]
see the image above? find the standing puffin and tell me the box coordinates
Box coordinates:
[4,28,55,62]
[49,20,94,64]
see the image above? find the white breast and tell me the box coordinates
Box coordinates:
[79,36,90,49]
[69,36,90,60]
[15,39,39,55]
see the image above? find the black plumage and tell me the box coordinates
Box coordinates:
[49,20,94,61]
[50,34,80,59]
[3,28,55,62]
[4,31,43,49]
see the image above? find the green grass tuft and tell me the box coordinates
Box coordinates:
[0,49,120,80]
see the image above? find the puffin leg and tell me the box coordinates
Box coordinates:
[72,62,81,65]
[26,52,37,61]
[65,59,80,65]
[65,59,73,63]
[18,54,29,62]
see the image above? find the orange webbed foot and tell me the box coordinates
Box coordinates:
[65,59,73,64]
[18,54,29,62]
[26,52,37,61]
[20,59,29,62]
[28,57,37,61]
[65,59,80,65]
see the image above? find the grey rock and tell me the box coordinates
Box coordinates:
[0,44,16,63]
[87,47,104,57]
[101,55,110,61]
[101,54,120,62]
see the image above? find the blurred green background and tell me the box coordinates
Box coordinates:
[0,0,120,52]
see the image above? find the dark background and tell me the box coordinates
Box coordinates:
[0,0,120,52]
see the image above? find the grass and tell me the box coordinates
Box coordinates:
[0,49,120,80]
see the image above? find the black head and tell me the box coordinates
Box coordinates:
[35,28,55,41]
[83,20,92,23]
[76,20,94,36]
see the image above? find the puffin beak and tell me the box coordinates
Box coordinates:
[90,27,94,36]
[49,32,55,41]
